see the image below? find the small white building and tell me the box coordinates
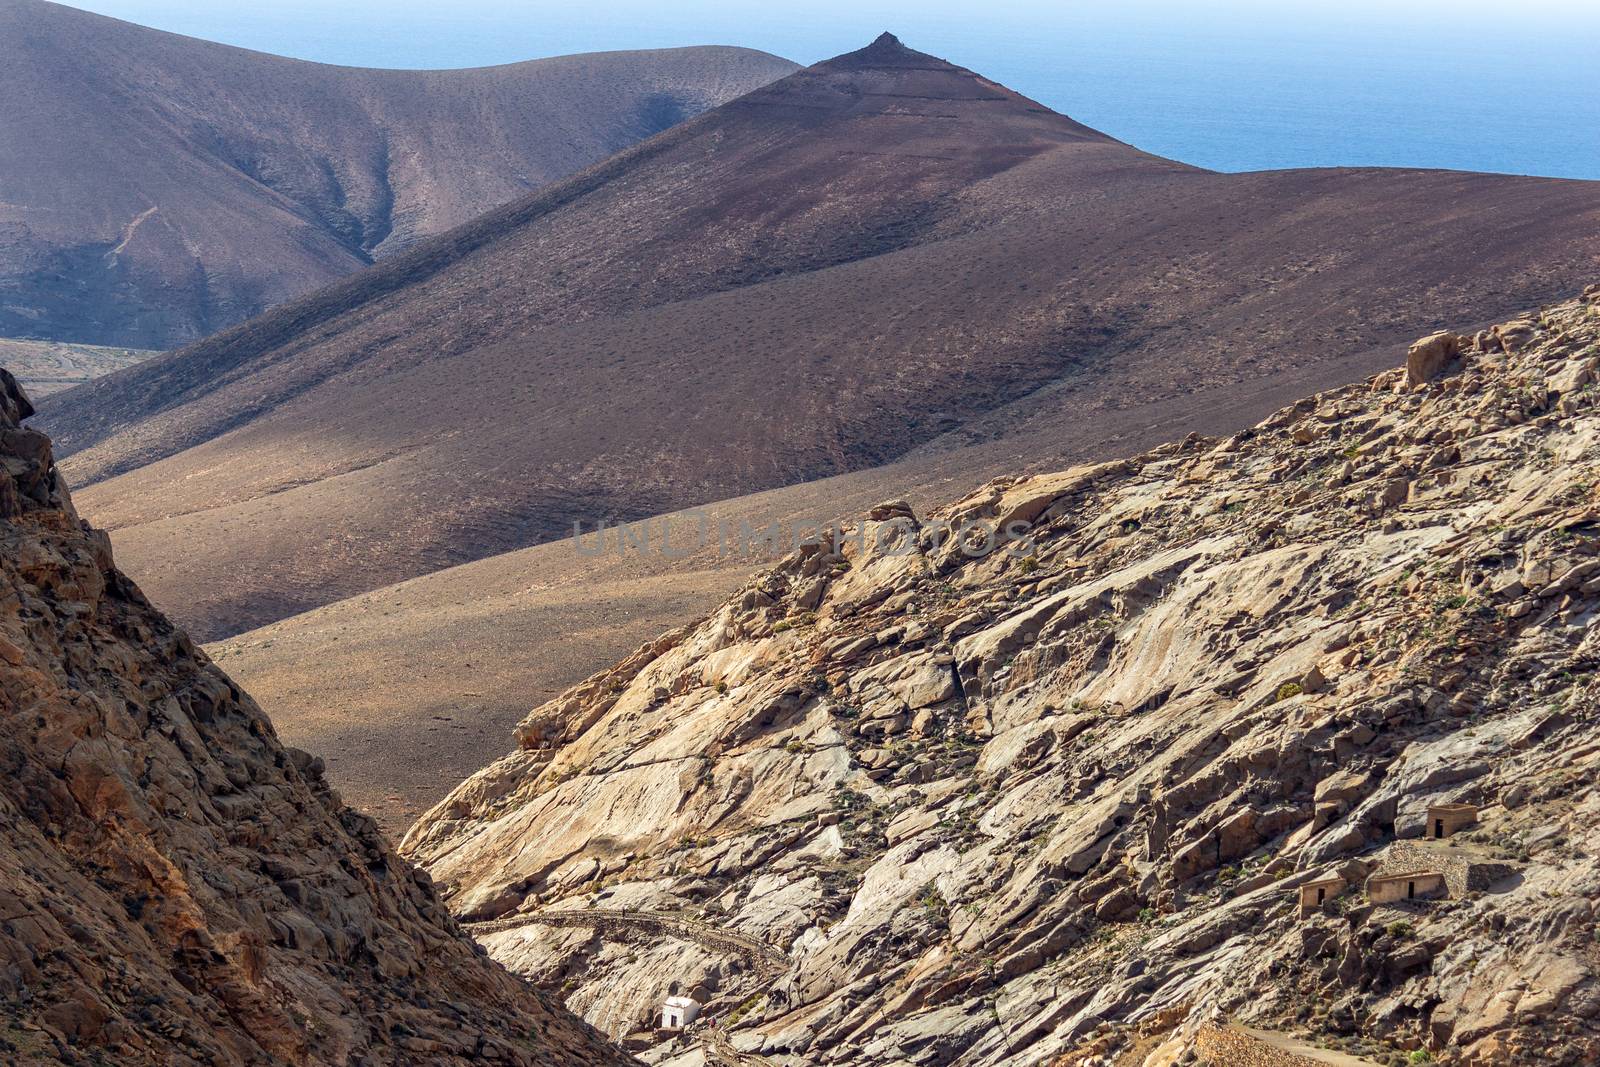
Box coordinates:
[661,995,701,1030]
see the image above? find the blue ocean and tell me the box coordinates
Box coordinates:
[70,0,1600,180]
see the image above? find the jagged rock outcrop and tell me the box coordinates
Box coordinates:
[0,367,629,1064]
[405,290,1600,1066]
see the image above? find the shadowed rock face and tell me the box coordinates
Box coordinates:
[404,290,1600,1065]
[0,369,629,1064]
[0,0,796,347]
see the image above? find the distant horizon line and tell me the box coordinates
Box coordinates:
[31,0,1600,182]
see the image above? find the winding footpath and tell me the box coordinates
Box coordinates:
[701,1024,766,1066]
[464,906,786,1062]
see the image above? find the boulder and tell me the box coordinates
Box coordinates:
[1406,331,1466,387]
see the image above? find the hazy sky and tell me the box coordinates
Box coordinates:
[58,1,1600,178]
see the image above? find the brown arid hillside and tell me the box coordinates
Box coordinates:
[402,290,1600,1066]
[0,371,630,1063]
[0,336,157,397]
[39,33,1600,643]
[210,341,1395,833]
[0,0,796,347]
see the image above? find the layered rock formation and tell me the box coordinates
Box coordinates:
[0,368,627,1063]
[405,291,1600,1066]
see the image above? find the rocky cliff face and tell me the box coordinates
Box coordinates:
[404,290,1600,1067]
[0,367,628,1064]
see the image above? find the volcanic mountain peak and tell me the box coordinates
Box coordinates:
[37,12,1600,658]
[820,30,953,70]
[785,31,1060,113]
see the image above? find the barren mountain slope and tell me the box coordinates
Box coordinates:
[404,290,1600,1066]
[41,35,1600,641]
[0,0,795,346]
[0,370,629,1063]
[211,337,1400,832]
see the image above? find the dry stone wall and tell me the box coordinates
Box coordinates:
[1196,1025,1351,1066]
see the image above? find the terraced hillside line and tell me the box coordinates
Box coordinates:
[0,337,158,397]
[465,907,789,973]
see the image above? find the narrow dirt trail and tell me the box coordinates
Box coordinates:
[702,1025,766,1066]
